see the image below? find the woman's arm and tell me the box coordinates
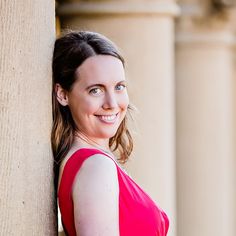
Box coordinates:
[72,154,119,236]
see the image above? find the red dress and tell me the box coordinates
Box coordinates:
[58,148,169,236]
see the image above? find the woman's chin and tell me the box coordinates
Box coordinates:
[96,129,118,140]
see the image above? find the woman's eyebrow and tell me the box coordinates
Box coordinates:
[86,84,104,90]
[117,80,126,84]
[86,80,126,90]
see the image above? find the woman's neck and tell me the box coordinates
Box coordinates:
[74,131,112,155]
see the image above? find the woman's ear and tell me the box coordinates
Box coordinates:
[55,83,69,106]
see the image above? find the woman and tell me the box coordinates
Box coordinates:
[51,31,169,236]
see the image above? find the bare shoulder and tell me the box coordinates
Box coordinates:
[72,154,119,236]
[79,153,117,172]
[72,153,118,194]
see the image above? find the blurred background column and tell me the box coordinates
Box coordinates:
[0,1,56,235]
[176,0,236,235]
[57,0,179,235]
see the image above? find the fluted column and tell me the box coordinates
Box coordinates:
[176,1,236,235]
[0,1,56,235]
[57,1,179,235]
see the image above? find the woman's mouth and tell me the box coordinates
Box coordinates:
[95,113,119,124]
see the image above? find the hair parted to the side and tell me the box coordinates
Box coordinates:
[51,31,133,174]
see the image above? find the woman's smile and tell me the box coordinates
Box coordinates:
[95,113,119,124]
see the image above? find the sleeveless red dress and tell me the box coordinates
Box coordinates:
[58,148,169,236]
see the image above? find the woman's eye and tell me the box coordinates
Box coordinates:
[115,84,126,91]
[89,88,103,95]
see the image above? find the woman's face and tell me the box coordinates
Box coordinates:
[62,55,129,145]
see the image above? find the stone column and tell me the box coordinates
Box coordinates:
[176,1,236,235]
[57,1,179,235]
[0,1,56,235]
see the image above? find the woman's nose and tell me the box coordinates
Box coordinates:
[102,92,118,110]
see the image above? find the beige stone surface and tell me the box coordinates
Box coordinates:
[176,42,236,236]
[0,1,56,235]
[176,2,236,235]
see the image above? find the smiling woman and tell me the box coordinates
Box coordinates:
[51,31,169,236]
[56,55,129,144]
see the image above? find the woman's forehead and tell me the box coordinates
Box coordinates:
[75,55,125,85]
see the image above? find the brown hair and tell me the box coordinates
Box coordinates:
[51,31,133,173]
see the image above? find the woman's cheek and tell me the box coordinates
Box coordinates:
[85,99,101,113]
[121,93,129,110]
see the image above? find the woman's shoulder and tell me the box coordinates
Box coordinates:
[58,147,118,193]
[62,146,117,171]
[72,151,119,203]
[71,150,120,236]
[72,151,118,187]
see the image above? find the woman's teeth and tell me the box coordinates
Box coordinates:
[96,114,118,123]
[100,115,116,121]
